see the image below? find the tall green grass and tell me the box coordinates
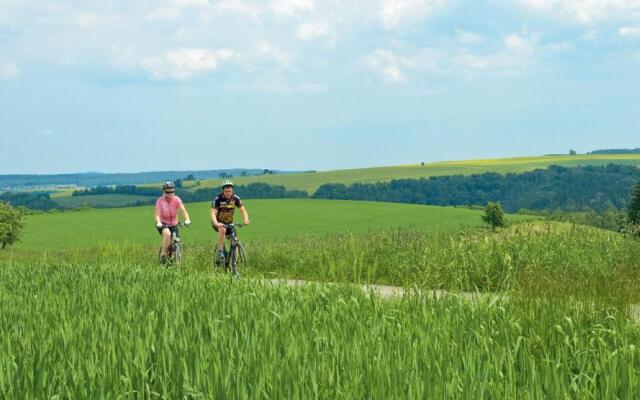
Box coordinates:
[248,222,640,301]
[1,261,639,399]
[5,222,640,303]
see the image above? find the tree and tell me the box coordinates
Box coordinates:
[569,149,577,155]
[629,180,640,224]
[219,172,230,179]
[175,179,183,188]
[240,171,248,177]
[185,174,196,181]
[482,202,506,229]
[0,202,24,250]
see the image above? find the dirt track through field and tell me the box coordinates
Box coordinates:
[267,279,640,324]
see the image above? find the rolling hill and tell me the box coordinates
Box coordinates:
[193,154,640,194]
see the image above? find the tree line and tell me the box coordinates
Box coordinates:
[312,164,640,212]
[71,183,307,206]
[4,164,640,213]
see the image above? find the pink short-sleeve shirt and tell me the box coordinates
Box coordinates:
[156,196,183,226]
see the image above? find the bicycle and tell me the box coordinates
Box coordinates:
[216,223,247,277]
[158,222,188,266]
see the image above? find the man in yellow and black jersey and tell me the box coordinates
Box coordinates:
[211,180,250,259]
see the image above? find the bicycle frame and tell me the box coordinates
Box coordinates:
[160,222,188,266]
[218,223,246,277]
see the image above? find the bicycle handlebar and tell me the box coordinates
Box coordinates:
[158,222,190,228]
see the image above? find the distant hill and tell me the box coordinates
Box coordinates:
[0,169,297,190]
[195,154,640,194]
[588,149,640,155]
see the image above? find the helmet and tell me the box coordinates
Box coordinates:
[162,181,176,191]
[221,179,234,188]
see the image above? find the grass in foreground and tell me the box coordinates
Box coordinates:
[16,199,527,250]
[7,221,640,304]
[1,261,639,399]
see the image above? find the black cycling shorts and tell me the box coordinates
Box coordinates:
[157,225,179,237]
[212,224,233,236]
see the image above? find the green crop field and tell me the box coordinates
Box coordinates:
[2,222,640,398]
[15,199,523,250]
[1,261,639,398]
[5,183,640,399]
[191,154,640,193]
[54,194,153,208]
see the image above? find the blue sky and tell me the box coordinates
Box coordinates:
[1,0,639,174]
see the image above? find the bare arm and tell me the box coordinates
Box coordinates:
[239,206,250,225]
[211,208,221,227]
[155,203,162,225]
[179,204,190,222]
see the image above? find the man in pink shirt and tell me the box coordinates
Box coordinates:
[155,181,191,264]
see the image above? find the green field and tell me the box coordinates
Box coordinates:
[15,199,519,250]
[5,185,640,398]
[2,261,639,398]
[4,198,640,397]
[54,194,153,208]
[191,154,640,193]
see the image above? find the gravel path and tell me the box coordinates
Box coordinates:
[267,279,640,324]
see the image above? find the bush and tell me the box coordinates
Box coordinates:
[483,202,506,229]
[0,202,24,249]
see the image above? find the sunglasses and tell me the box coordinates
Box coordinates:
[165,191,175,194]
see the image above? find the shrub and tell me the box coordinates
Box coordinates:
[0,202,24,249]
[483,202,506,229]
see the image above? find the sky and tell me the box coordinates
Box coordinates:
[0,0,639,174]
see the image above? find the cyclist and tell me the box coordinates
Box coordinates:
[211,180,250,262]
[155,181,191,264]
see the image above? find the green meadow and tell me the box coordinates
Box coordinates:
[2,221,640,398]
[4,190,640,399]
[15,199,515,250]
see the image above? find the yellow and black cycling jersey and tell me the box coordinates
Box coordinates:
[212,194,243,224]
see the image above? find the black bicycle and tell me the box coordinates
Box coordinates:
[216,223,247,277]
[159,222,188,266]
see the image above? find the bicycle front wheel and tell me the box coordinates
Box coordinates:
[172,243,182,265]
[230,244,244,278]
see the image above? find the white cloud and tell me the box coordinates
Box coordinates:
[146,7,182,21]
[254,41,292,67]
[0,62,20,80]
[364,32,547,84]
[455,33,538,74]
[619,26,640,37]
[140,48,234,80]
[380,0,447,29]
[173,0,209,7]
[75,13,121,29]
[40,129,56,136]
[364,49,412,84]
[270,0,314,16]
[518,0,640,24]
[504,33,535,55]
[296,22,333,41]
